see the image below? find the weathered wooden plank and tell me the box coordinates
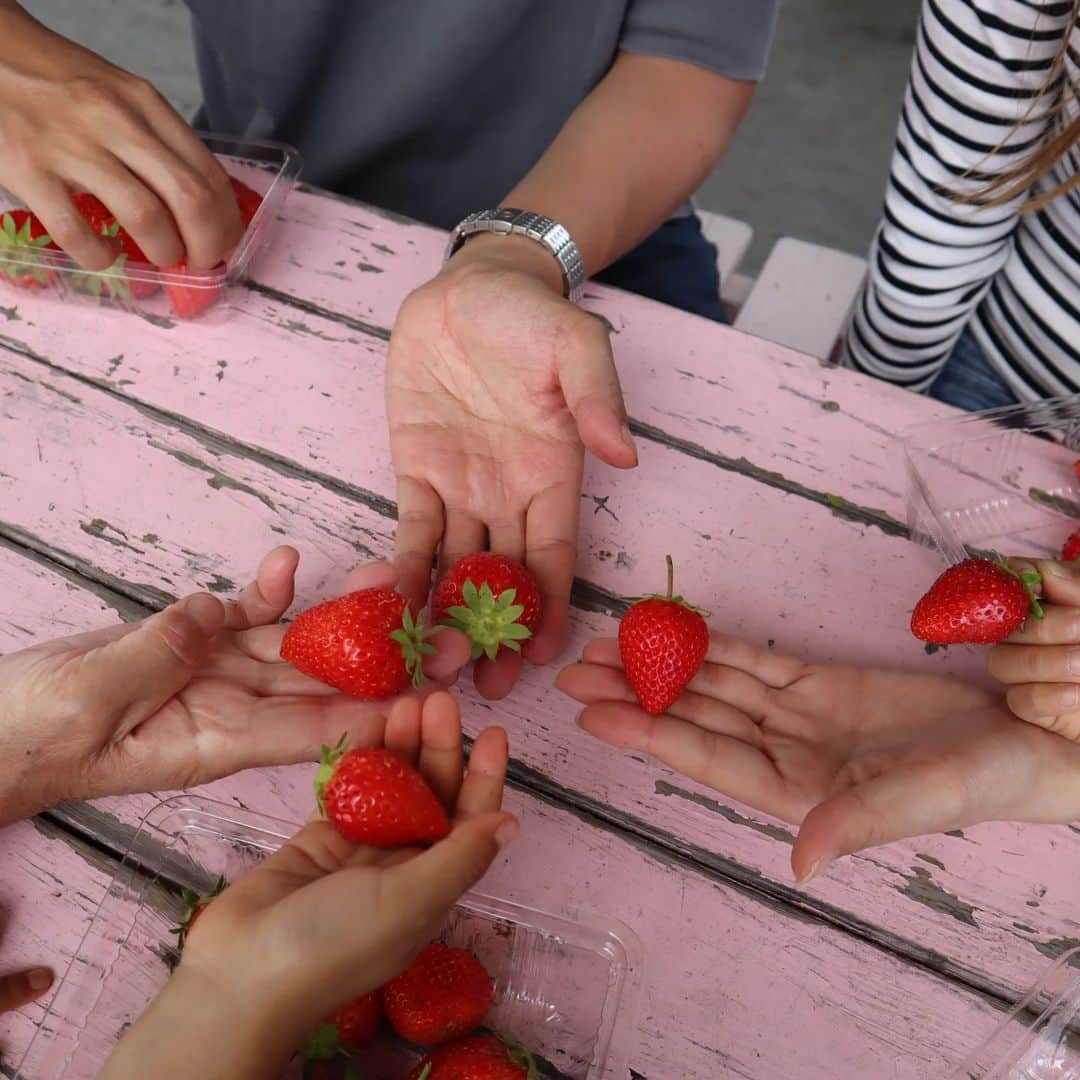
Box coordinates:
[1,357,1078,1015]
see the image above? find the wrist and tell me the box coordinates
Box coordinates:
[444,232,566,296]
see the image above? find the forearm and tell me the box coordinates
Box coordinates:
[503,51,755,276]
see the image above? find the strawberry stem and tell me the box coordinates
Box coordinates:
[665,554,674,599]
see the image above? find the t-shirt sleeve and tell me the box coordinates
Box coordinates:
[619,0,780,82]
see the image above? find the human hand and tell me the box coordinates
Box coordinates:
[557,633,1080,882]
[387,234,638,701]
[102,692,516,1080]
[989,559,1080,740]
[0,4,241,269]
[0,547,470,825]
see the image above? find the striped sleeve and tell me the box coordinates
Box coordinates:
[844,0,1070,390]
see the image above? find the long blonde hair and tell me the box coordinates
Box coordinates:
[961,1,1079,212]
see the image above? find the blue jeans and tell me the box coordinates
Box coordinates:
[927,327,1019,412]
[596,213,728,324]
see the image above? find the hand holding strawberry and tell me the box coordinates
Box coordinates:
[103,692,517,1080]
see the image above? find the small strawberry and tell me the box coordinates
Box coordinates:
[170,875,226,953]
[281,587,435,700]
[301,992,380,1062]
[433,554,541,660]
[1063,528,1080,562]
[229,175,263,227]
[71,192,115,235]
[408,1033,539,1079]
[163,259,225,319]
[618,555,709,716]
[383,943,494,1047]
[910,557,1043,645]
[0,210,59,289]
[315,741,450,848]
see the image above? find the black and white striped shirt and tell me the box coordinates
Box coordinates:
[845,0,1079,399]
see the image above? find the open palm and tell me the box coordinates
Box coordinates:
[387,258,636,700]
[557,635,1080,879]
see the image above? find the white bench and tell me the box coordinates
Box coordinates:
[733,237,867,361]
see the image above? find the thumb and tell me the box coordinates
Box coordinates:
[0,967,53,1013]
[80,593,226,737]
[557,316,637,469]
[792,762,968,885]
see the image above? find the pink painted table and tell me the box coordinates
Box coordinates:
[0,185,1077,1079]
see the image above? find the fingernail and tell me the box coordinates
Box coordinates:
[796,856,831,886]
[183,593,224,635]
[494,819,519,850]
[1046,561,1079,579]
[28,968,53,991]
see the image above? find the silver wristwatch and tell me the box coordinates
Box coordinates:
[444,208,586,303]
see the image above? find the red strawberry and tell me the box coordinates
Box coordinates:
[382,942,493,1046]
[301,992,380,1062]
[163,258,225,319]
[910,557,1043,645]
[315,742,450,848]
[1064,529,1080,562]
[1074,460,1080,486]
[171,875,226,952]
[71,192,115,235]
[433,554,541,660]
[0,210,59,289]
[408,1033,538,1079]
[281,587,435,700]
[618,556,709,716]
[229,175,263,227]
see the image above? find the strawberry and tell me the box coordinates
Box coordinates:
[382,942,493,1046]
[315,741,450,848]
[408,1033,539,1079]
[1064,528,1080,562]
[301,992,380,1064]
[71,192,115,235]
[910,557,1044,645]
[229,175,263,227]
[618,555,709,716]
[1074,460,1080,486]
[0,210,59,289]
[162,258,225,319]
[281,587,435,700]
[303,1058,366,1080]
[433,554,541,660]
[170,875,226,952]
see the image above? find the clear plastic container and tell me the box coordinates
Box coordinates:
[904,396,1080,566]
[949,948,1080,1078]
[13,796,642,1079]
[0,134,301,322]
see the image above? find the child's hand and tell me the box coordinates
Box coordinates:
[0,547,470,824]
[103,692,516,1080]
[989,559,1080,740]
[557,633,1080,883]
[0,963,52,1014]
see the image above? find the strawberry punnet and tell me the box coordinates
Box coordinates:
[409,1032,540,1079]
[0,210,59,289]
[281,587,435,701]
[382,942,494,1046]
[910,556,1043,645]
[315,741,451,848]
[618,555,709,716]
[433,554,541,661]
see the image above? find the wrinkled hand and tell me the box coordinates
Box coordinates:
[0,4,241,269]
[0,547,470,825]
[387,236,638,700]
[103,693,516,1080]
[557,633,1080,882]
[990,559,1080,740]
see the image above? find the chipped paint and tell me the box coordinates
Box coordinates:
[897,868,977,927]
[655,780,795,844]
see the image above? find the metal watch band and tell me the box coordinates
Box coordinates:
[444,208,586,303]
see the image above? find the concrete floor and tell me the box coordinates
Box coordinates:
[21,0,922,274]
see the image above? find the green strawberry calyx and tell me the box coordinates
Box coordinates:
[299,1042,365,1080]
[498,1032,540,1079]
[298,1022,341,1062]
[627,555,709,618]
[314,733,350,816]
[389,603,437,688]
[0,211,57,285]
[991,554,1045,621]
[444,578,532,661]
[70,222,133,300]
[169,874,226,952]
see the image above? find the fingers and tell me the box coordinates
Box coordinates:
[438,511,486,577]
[223,546,299,631]
[380,693,465,811]
[1002,601,1080,646]
[1012,559,1080,607]
[23,173,116,270]
[988,642,1080,685]
[81,592,225,736]
[473,650,523,701]
[1004,684,1080,741]
[556,316,637,469]
[521,481,579,665]
[394,476,444,613]
[457,726,509,820]
[486,515,526,566]
[0,967,53,1013]
[340,560,399,595]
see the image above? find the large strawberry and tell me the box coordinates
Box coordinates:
[281,587,435,700]
[433,554,541,660]
[1063,528,1080,562]
[170,875,226,953]
[618,556,709,716]
[0,210,59,289]
[910,557,1043,645]
[409,1033,539,1079]
[301,992,380,1062]
[382,942,493,1046]
[315,741,450,848]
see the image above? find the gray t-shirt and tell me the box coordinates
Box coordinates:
[185,1,779,230]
